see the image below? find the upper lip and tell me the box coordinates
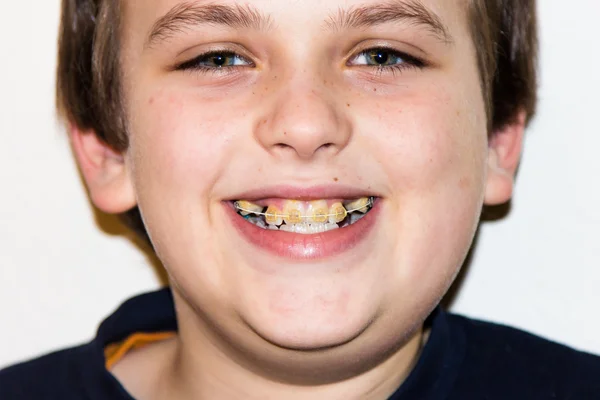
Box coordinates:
[225,184,380,202]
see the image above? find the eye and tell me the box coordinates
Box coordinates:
[348,48,425,72]
[175,51,253,72]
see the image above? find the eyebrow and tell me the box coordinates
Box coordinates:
[324,0,453,45]
[146,2,273,48]
[146,0,452,49]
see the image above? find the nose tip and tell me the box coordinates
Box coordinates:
[255,85,351,161]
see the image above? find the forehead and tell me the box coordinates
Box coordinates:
[122,0,472,44]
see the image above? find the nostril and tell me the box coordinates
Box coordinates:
[318,143,336,152]
[271,141,338,159]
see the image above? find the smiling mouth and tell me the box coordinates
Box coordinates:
[232,197,376,234]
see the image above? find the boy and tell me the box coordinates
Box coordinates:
[2,0,600,399]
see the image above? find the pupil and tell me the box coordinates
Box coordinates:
[372,51,389,65]
[212,55,227,66]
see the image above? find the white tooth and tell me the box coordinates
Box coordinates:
[268,225,279,231]
[326,223,339,230]
[236,200,264,216]
[280,224,291,232]
[343,198,371,213]
[255,219,267,229]
[276,222,340,234]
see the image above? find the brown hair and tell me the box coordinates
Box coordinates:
[469,0,538,130]
[56,0,538,244]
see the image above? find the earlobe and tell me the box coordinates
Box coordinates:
[70,125,137,214]
[484,111,527,206]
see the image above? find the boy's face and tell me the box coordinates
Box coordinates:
[95,0,505,372]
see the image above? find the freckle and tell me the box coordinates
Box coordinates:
[148,97,154,105]
[347,103,351,107]
[333,177,339,182]
[373,88,377,92]
[283,131,287,136]
[459,177,470,189]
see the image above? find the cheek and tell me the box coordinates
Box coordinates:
[123,87,254,271]
[127,89,242,197]
[123,88,258,294]
[365,88,487,191]
[356,84,488,284]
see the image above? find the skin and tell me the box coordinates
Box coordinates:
[72,0,525,398]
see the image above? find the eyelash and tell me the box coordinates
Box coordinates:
[174,47,426,76]
[174,50,253,75]
[349,47,426,76]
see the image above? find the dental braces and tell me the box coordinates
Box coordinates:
[233,197,375,221]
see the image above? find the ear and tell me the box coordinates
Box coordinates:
[70,125,137,214]
[484,111,527,206]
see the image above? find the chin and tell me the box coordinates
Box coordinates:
[235,279,380,351]
[250,312,373,351]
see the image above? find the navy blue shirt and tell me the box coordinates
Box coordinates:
[2,289,600,399]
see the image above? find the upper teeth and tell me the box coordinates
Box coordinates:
[343,198,371,213]
[329,203,347,224]
[235,197,372,226]
[265,206,284,226]
[283,201,305,224]
[304,200,329,224]
[236,200,264,216]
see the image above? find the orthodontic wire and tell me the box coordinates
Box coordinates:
[234,198,374,220]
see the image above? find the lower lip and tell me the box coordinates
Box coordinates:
[224,200,380,260]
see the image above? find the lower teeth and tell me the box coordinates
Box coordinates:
[280,222,339,234]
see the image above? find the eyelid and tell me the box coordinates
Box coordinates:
[346,45,426,68]
[344,36,431,63]
[174,51,254,71]
[172,43,258,71]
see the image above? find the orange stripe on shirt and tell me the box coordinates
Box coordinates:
[104,332,176,371]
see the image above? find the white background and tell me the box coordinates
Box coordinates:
[1,1,599,368]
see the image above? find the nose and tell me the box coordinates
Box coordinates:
[255,78,351,161]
